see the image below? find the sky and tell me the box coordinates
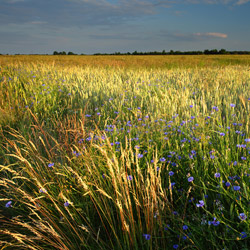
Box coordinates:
[0,0,250,54]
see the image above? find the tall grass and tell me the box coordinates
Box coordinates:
[0,57,250,249]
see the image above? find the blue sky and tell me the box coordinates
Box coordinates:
[0,0,249,54]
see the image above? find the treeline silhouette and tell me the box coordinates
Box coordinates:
[2,50,249,56]
[52,49,250,56]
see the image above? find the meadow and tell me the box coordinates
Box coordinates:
[0,55,250,250]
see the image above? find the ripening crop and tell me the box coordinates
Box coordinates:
[0,55,250,250]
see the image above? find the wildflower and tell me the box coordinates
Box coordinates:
[215,173,220,178]
[245,138,250,142]
[169,171,174,176]
[238,213,247,220]
[219,133,225,136]
[239,232,247,239]
[196,200,205,207]
[137,153,143,158]
[39,188,47,193]
[143,234,151,240]
[225,182,230,187]
[159,157,166,162]
[188,176,194,182]
[191,150,196,155]
[64,201,69,207]
[241,156,246,160]
[209,217,220,226]
[127,175,133,181]
[183,225,188,230]
[48,163,54,167]
[5,201,12,208]
[233,186,241,191]
[173,244,179,249]
[189,105,193,108]
[230,104,236,107]
[170,182,176,188]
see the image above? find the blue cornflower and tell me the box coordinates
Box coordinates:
[169,171,174,176]
[127,175,133,181]
[143,234,151,240]
[241,156,246,160]
[173,244,179,249]
[137,153,143,158]
[170,182,176,188]
[215,173,220,178]
[233,186,241,191]
[196,200,205,207]
[239,232,247,239]
[230,103,236,107]
[245,138,250,142]
[183,225,188,230]
[219,132,225,136]
[209,217,220,226]
[48,163,54,167]
[5,201,12,208]
[239,213,247,220]
[188,176,194,182]
[64,201,69,207]
[159,157,166,162]
[39,188,47,193]
[225,182,231,187]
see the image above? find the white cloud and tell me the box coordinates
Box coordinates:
[194,32,228,38]
[235,0,250,4]
[30,21,47,25]
[4,0,28,3]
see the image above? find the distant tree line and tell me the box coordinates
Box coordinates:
[94,49,250,55]
[1,50,250,56]
[53,51,79,55]
[52,49,250,56]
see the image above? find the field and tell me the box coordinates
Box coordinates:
[0,55,250,250]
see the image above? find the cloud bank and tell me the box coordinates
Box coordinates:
[194,32,228,38]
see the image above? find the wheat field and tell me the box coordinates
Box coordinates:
[0,55,250,250]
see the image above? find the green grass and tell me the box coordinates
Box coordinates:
[0,56,250,249]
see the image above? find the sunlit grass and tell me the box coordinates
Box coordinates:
[1,54,250,69]
[0,56,250,249]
